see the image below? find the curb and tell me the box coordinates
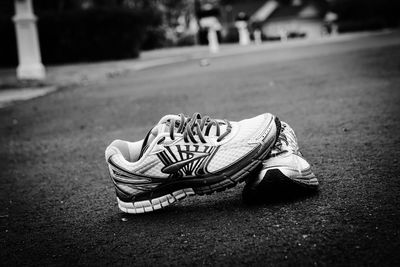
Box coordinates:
[0,86,56,108]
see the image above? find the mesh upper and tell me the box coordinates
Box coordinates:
[108,113,276,178]
[207,113,274,172]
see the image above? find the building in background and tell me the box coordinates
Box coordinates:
[220,0,329,41]
[253,0,329,39]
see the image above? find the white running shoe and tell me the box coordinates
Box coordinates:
[105,112,280,213]
[243,121,318,203]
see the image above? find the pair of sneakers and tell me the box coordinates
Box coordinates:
[105,113,318,214]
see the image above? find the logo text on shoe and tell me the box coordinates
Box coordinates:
[161,151,209,174]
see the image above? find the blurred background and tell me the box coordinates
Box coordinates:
[1,0,399,67]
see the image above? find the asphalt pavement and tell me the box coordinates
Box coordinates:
[1,31,400,266]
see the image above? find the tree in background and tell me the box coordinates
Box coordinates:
[32,0,196,47]
[0,0,165,66]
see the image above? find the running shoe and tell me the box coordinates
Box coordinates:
[242,121,318,204]
[105,112,280,213]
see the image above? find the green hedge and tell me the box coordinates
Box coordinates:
[38,8,148,64]
[0,15,18,67]
[0,8,159,66]
[338,19,389,33]
[141,27,170,50]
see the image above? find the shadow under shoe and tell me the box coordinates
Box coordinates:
[242,169,319,205]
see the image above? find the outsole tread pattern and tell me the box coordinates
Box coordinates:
[118,155,266,213]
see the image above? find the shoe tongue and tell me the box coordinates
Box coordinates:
[138,124,168,158]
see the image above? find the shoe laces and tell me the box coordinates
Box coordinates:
[159,112,232,144]
[272,123,299,156]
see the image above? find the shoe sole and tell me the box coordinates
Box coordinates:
[291,173,319,188]
[118,188,195,213]
[270,167,319,189]
[117,117,281,214]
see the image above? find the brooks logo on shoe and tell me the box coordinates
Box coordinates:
[158,144,217,176]
[161,151,209,174]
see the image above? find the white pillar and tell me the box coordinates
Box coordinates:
[207,27,219,54]
[279,28,287,42]
[324,12,339,37]
[235,21,250,46]
[13,0,45,80]
[330,24,338,36]
[254,29,262,45]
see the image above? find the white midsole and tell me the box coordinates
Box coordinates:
[117,188,195,214]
